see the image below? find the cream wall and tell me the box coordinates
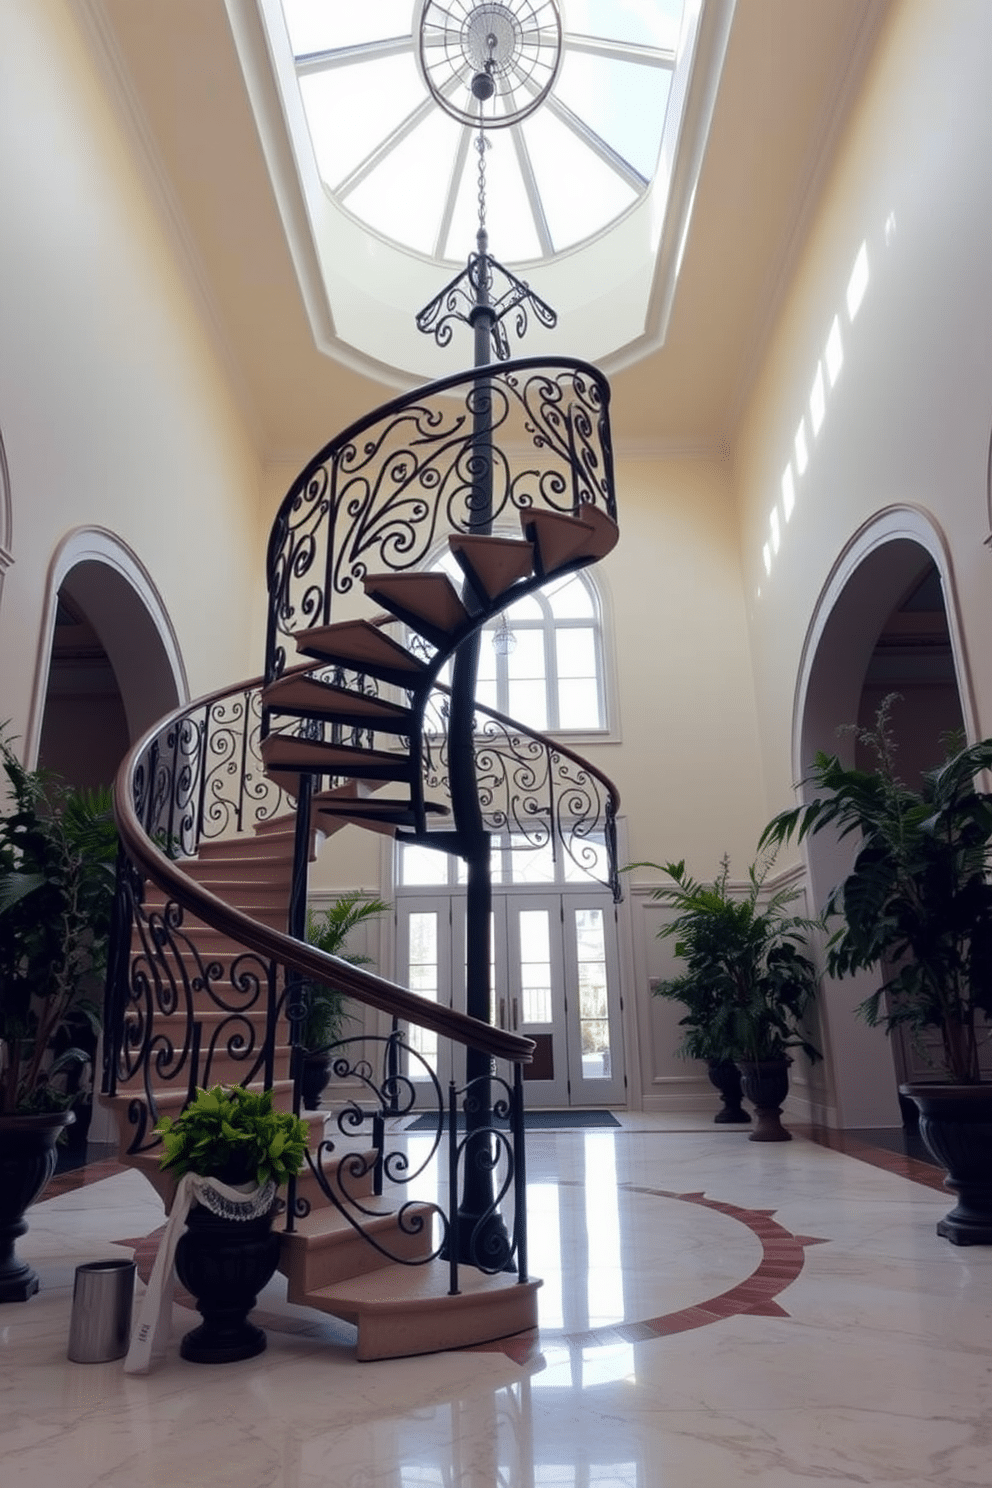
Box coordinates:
[0,0,265,753]
[735,0,992,803]
[732,0,992,1125]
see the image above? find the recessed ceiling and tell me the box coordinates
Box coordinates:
[282,0,684,266]
[86,0,888,461]
[241,0,728,381]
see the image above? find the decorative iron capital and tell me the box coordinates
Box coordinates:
[416,249,557,360]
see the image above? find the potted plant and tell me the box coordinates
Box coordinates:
[0,732,117,1301]
[632,855,820,1140]
[297,892,389,1110]
[760,698,992,1240]
[149,1084,309,1363]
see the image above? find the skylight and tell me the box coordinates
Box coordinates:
[281,0,686,266]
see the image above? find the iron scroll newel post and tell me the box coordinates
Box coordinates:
[416,0,562,1267]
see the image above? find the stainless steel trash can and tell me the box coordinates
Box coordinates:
[67,1259,136,1363]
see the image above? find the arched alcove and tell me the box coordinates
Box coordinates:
[29,527,188,773]
[792,506,973,1128]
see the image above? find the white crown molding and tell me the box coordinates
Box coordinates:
[724,0,894,445]
[73,0,264,448]
[612,435,730,463]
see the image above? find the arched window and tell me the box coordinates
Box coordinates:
[435,554,607,734]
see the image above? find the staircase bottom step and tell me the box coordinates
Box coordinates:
[301,1261,541,1361]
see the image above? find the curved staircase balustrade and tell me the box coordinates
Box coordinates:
[100,353,621,1358]
[291,1033,526,1278]
[265,356,615,682]
[422,683,621,901]
[106,674,534,1146]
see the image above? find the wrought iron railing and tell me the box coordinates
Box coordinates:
[287,1032,529,1291]
[264,357,615,683]
[105,678,536,1292]
[105,678,530,1084]
[422,685,621,899]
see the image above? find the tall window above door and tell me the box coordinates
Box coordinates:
[434,553,607,735]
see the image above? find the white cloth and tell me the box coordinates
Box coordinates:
[123,1172,276,1375]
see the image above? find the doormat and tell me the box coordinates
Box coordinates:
[404,1110,621,1132]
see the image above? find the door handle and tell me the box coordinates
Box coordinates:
[512,997,519,1031]
[499,997,507,1029]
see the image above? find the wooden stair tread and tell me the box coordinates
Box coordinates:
[279,1194,427,1242]
[311,1262,538,1310]
[448,534,535,602]
[362,572,468,645]
[521,507,616,575]
[296,620,428,682]
[298,1262,542,1357]
[262,673,413,732]
[261,734,414,783]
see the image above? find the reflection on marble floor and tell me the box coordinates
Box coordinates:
[4,1114,991,1487]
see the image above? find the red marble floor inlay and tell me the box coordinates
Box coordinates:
[470,1186,827,1363]
[45,1157,129,1199]
[798,1124,947,1192]
[84,1128,957,1363]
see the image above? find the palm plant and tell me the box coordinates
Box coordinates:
[759,698,992,1085]
[0,733,118,1113]
[634,855,820,1066]
[300,892,390,1050]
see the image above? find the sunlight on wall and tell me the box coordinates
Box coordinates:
[757,237,872,594]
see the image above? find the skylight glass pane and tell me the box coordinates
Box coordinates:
[566,0,684,50]
[443,130,541,263]
[555,52,670,181]
[282,0,413,55]
[347,112,458,256]
[523,111,637,251]
[300,57,426,189]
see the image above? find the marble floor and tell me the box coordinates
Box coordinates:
[3,1113,990,1487]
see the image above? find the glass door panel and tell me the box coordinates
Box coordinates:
[396,898,452,1088]
[504,894,571,1106]
[563,896,625,1105]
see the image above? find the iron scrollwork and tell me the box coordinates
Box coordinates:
[265,360,615,680]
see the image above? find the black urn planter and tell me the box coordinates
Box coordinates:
[174,1199,281,1363]
[300,1051,332,1112]
[0,1110,74,1302]
[739,1058,792,1142]
[901,1082,992,1245]
[707,1060,751,1124]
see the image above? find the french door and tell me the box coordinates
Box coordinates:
[396,888,625,1107]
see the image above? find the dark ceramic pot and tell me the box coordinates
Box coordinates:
[0,1110,74,1302]
[707,1060,751,1124]
[300,1051,332,1112]
[739,1058,792,1142]
[174,1199,281,1362]
[901,1082,992,1245]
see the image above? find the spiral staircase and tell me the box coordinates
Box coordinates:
[103,356,621,1360]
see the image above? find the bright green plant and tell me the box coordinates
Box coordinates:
[630,854,821,1066]
[155,1084,309,1187]
[0,731,118,1114]
[760,698,992,1084]
[300,892,389,1049]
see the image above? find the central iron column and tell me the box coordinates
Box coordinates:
[414,6,561,1269]
[447,225,508,1266]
